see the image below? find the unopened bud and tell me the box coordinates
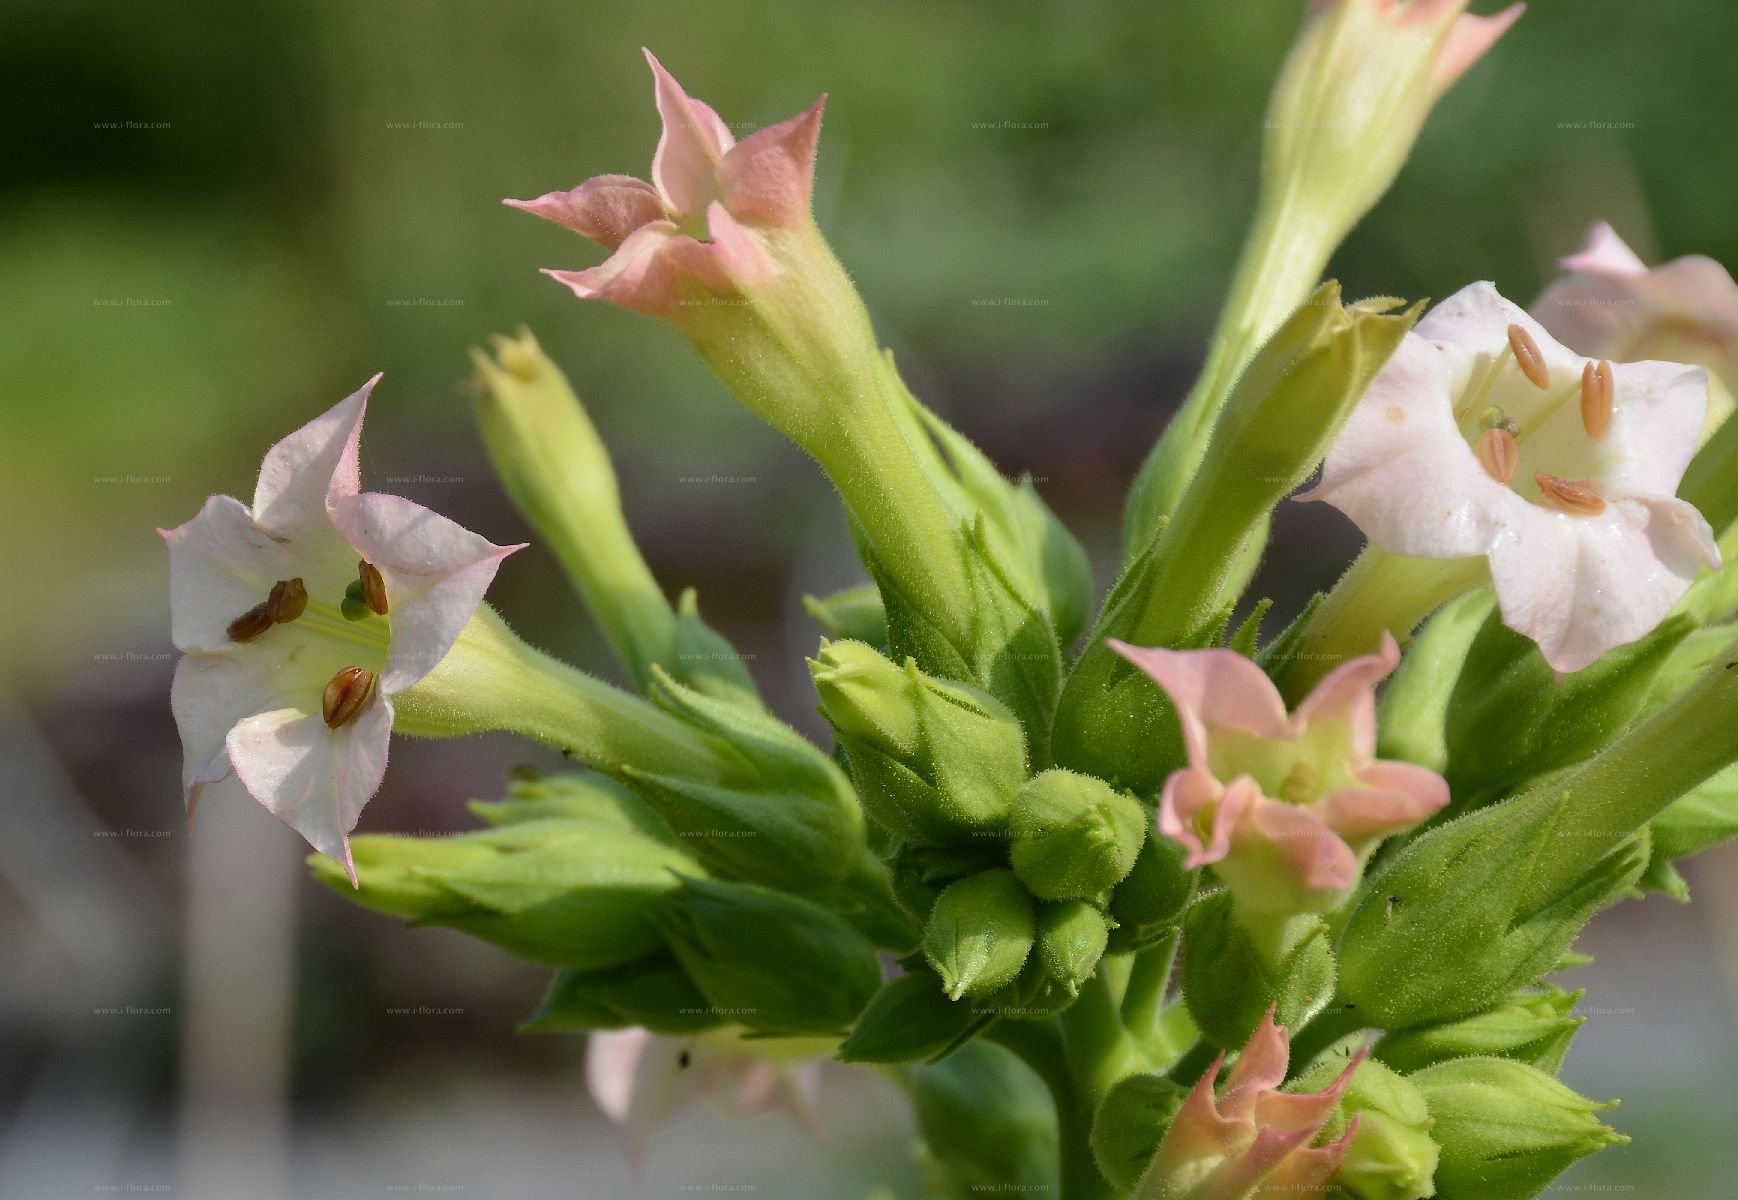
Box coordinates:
[1295,1056,1439,1200]
[923,868,1036,1001]
[1010,769,1146,901]
[1412,1057,1625,1200]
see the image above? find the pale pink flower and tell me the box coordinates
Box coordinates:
[1304,0,1526,96]
[1111,635,1447,915]
[1136,1006,1363,1200]
[586,1027,826,1157]
[162,379,520,883]
[1533,221,1738,435]
[1305,282,1720,673]
[506,50,823,319]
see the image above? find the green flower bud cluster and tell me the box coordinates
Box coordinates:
[1297,1057,1440,1200]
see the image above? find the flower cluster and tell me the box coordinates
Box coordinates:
[160,8,1738,1200]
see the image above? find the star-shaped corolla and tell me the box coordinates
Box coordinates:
[1111,635,1448,916]
[1304,283,1720,673]
[162,378,520,883]
[505,49,824,319]
[1534,221,1738,436]
[1136,1006,1364,1200]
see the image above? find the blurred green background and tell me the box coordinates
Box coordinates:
[4,0,1736,1196]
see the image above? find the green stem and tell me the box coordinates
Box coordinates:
[990,1020,1123,1200]
[393,606,744,783]
[1062,969,1153,1107]
[1118,932,1180,1039]
[1281,547,1484,702]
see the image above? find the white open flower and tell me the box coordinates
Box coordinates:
[585,1027,826,1156]
[162,378,520,883]
[1305,283,1719,673]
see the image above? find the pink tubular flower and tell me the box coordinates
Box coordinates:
[1305,0,1526,96]
[1137,1006,1364,1200]
[1304,282,1721,673]
[506,49,824,319]
[162,379,521,884]
[1110,634,1448,915]
[1533,221,1738,437]
[586,1027,826,1158]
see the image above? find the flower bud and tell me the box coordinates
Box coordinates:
[1180,892,1336,1050]
[1413,1057,1625,1200]
[1338,789,1646,1030]
[471,330,756,701]
[1137,1005,1361,1199]
[1443,607,1693,801]
[1090,1073,1189,1192]
[1057,286,1418,793]
[1009,769,1146,902]
[1106,823,1196,953]
[836,967,980,1064]
[1294,1057,1439,1200]
[521,954,718,1037]
[311,819,705,971]
[1376,987,1583,1076]
[906,1041,1060,1197]
[1031,900,1111,1000]
[656,876,881,1036]
[1375,589,1495,773]
[811,640,1027,844]
[923,868,1037,1001]
[801,583,888,648]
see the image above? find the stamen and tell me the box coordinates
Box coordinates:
[359,560,389,616]
[1474,427,1519,484]
[227,602,274,642]
[1535,473,1606,516]
[321,666,378,729]
[266,577,308,623]
[1507,323,1551,390]
[1580,360,1613,439]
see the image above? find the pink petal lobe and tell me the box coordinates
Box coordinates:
[1109,640,1290,764]
[1293,631,1400,756]
[252,375,378,537]
[328,492,522,694]
[703,201,774,285]
[504,177,667,249]
[1562,221,1649,276]
[1158,767,1230,868]
[1600,359,1709,496]
[586,1028,653,1127]
[1325,761,1450,840]
[717,95,826,227]
[1430,4,1526,95]
[543,221,687,317]
[227,693,394,887]
[1244,798,1359,893]
[1220,1005,1290,1115]
[1490,498,1714,673]
[1301,333,1511,560]
[644,49,732,218]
